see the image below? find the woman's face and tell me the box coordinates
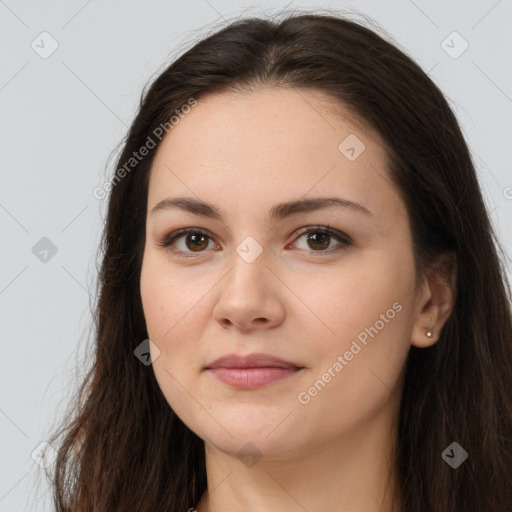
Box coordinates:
[140,87,426,460]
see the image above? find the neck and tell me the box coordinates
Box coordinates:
[194,403,402,512]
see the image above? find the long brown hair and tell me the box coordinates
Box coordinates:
[44,9,512,511]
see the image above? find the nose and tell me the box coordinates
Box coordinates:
[212,250,286,332]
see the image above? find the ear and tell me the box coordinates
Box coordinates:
[411,252,457,348]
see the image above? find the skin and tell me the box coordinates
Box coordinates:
[139,87,456,512]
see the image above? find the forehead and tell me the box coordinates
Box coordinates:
[154,86,384,162]
[147,87,401,223]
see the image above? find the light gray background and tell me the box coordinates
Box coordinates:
[1,0,511,510]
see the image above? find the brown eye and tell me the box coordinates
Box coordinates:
[157,228,216,257]
[183,233,209,252]
[158,225,351,258]
[293,226,351,253]
[305,232,331,251]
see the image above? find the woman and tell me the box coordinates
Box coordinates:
[45,10,512,512]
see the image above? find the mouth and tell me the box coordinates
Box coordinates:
[205,352,305,389]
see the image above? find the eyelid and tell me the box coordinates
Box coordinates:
[157,225,352,258]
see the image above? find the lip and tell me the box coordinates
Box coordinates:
[206,352,302,370]
[205,353,304,389]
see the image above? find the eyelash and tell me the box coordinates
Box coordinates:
[156,225,352,259]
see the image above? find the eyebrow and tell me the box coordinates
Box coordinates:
[149,196,373,223]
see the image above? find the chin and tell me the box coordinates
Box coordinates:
[184,408,305,460]
[203,430,304,463]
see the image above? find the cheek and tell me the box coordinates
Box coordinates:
[140,254,200,343]
[314,256,411,347]
[140,255,210,389]
[302,254,414,402]
[140,264,202,419]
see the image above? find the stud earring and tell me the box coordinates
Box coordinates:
[426,329,434,338]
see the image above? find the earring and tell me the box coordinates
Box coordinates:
[426,329,434,338]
